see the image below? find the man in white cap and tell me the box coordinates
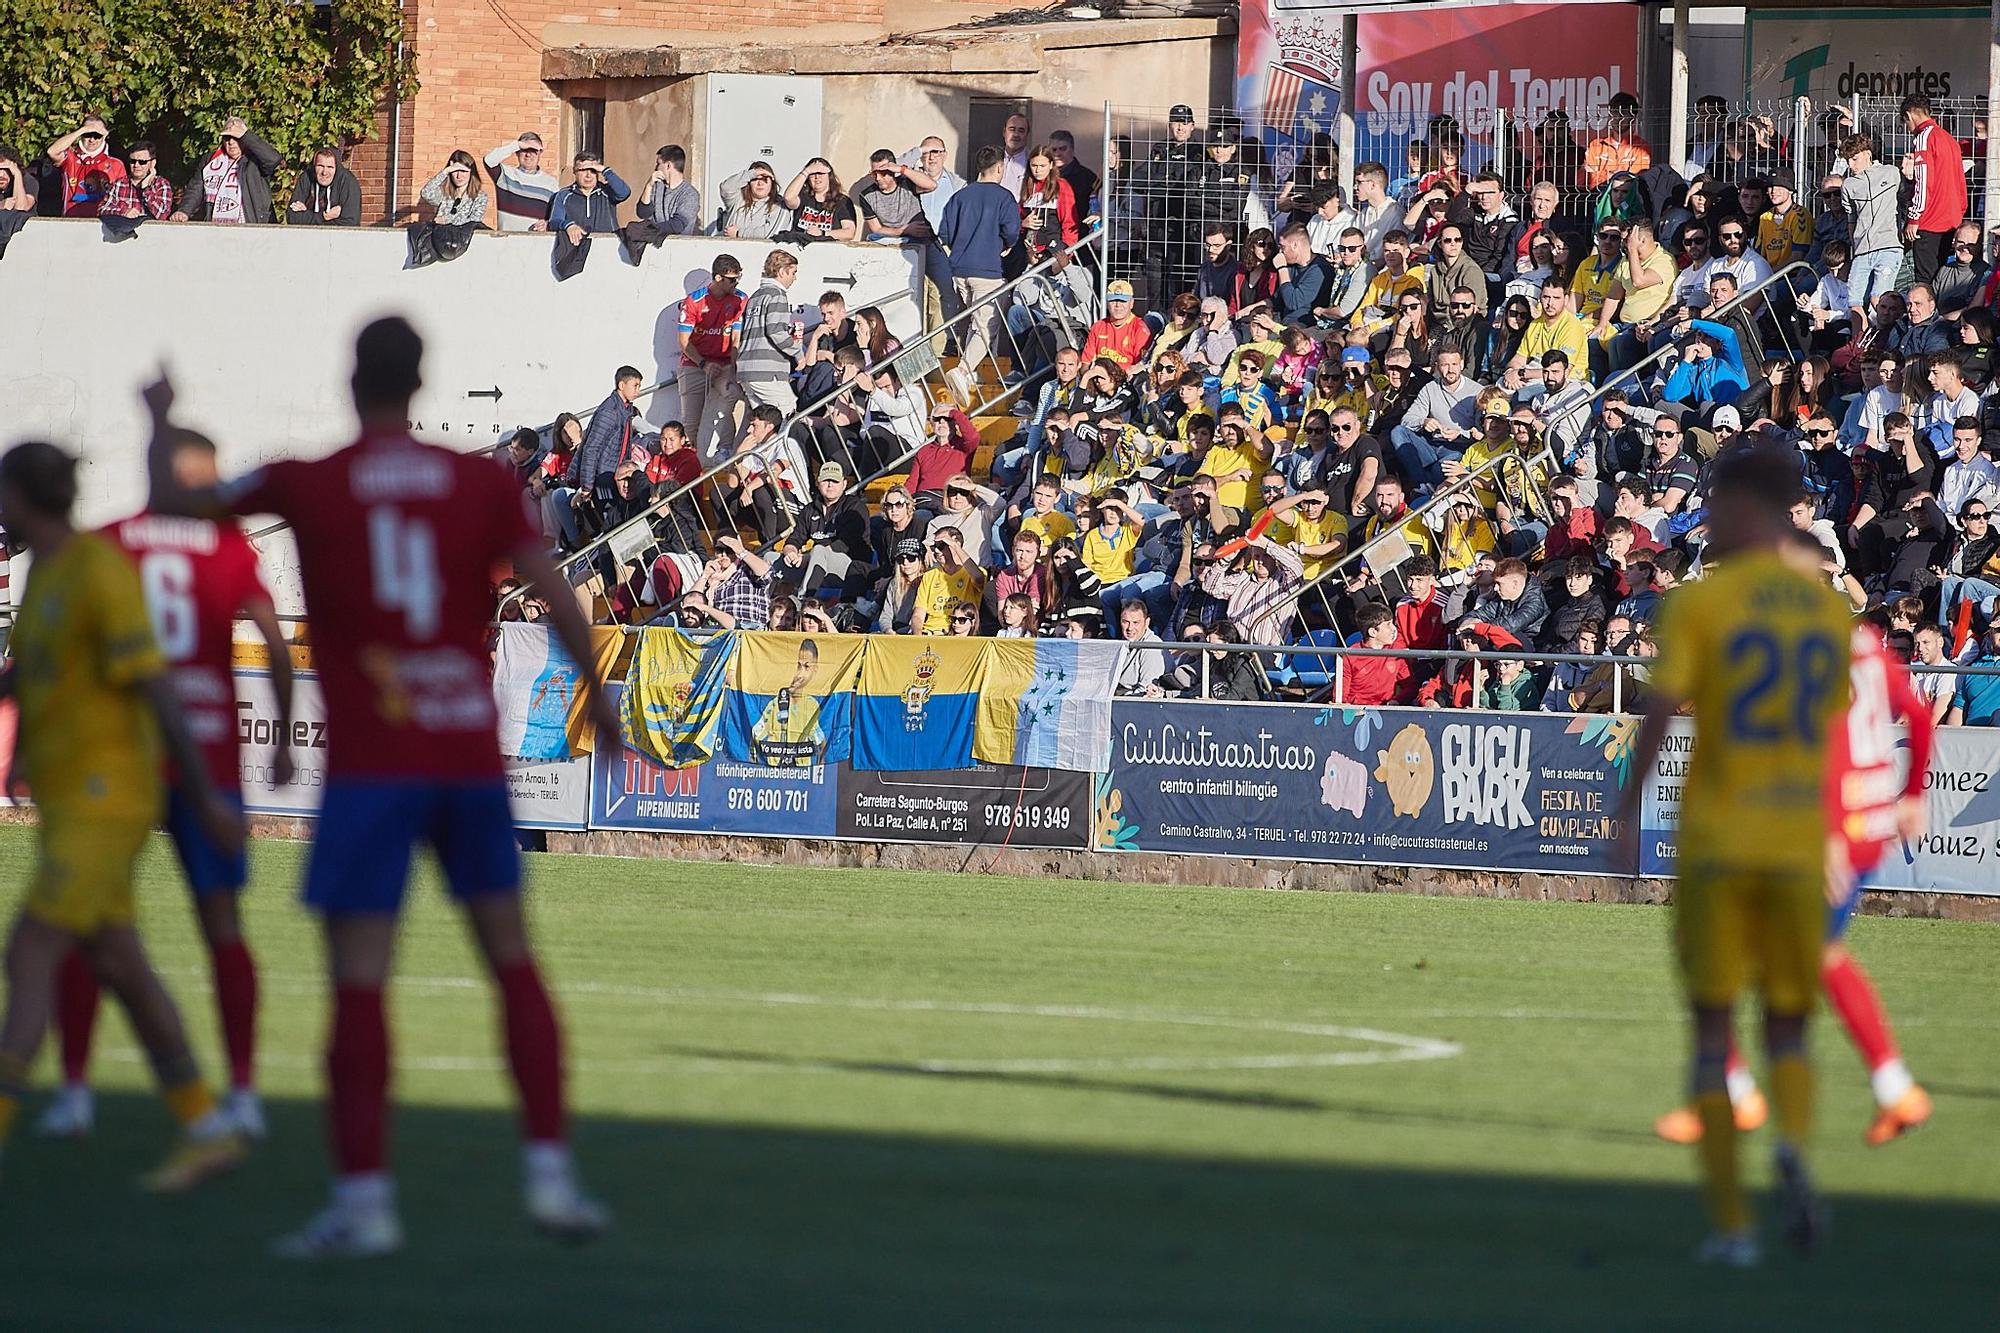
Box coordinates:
[484,132,560,231]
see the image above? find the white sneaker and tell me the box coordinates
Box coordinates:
[1692,1230,1761,1268]
[223,1088,267,1141]
[944,366,974,408]
[271,1202,403,1260]
[526,1174,612,1244]
[34,1085,93,1138]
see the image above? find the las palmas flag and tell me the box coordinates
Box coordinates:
[618,626,708,768]
[853,636,985,771]
[719,631,866,767]
[972,638,1125,773]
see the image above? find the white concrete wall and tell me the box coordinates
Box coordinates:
[0,218,923,609]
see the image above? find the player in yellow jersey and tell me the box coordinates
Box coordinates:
[1620,443,1852,1267]
[0,441,247,1190]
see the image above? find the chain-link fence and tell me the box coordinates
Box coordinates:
[1103,94,2000,314]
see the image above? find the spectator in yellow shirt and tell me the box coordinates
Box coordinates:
[1198,414,1270,510]
[1511,284,1592,382]
[1754,169,1812,270]
[1569,222,1625,325]
[1592,217,1678,380]
[1263,487,1347,581]
[914,526,985,633]
[1353,229,1426,337]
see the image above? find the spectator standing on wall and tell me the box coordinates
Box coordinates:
[99,142,174,222]
[484,133,559,231]
[0,147,37,213]
[537,153,629,237]
[1901,93,1968,285]
[172,117,280,224]
[419,151,488,225]
[286,147,361,225]
[737,248,805,416]
[1839,131,1906,322]
[678,254,749,462]
[939,146,1023,407]
[43,114,124,218]
[901,135,966,332]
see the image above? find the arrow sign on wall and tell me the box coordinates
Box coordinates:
[467,386,504,401]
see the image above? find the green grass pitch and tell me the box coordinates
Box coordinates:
[0,825,1994,1329]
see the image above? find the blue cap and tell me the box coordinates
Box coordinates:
[1340,346,1371,365]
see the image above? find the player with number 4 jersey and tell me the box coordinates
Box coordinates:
[36,433,295,1145]
[144,317,622,1260]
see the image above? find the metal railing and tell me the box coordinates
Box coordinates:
[1591,258,1820,407]
[238,281,925,547]
[502,224,1107,619]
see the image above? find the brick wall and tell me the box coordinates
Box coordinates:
[345,0,885,223]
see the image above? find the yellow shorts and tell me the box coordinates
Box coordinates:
[24,808,153,937]
[1675,864,1823,1015]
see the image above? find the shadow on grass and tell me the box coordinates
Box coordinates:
[1,1093,1990,1331]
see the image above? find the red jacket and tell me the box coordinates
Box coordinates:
[1543,507,1599,561]
[1339,640,1413,706]
[905,407,980,494]
[1908,118,1968,233]
[1395,588,1448,651]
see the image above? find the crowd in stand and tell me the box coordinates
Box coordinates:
[486,91,2000,722]
[17,95,1999,721]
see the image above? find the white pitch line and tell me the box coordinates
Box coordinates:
[147,970,1464,1075]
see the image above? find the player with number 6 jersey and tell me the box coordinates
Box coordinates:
[36,432,295,1146]
[143,316,622,1260]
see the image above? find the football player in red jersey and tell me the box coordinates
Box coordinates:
[37,427,294,1142]
[1655,603,1936,1151]
[145,317,621,1259]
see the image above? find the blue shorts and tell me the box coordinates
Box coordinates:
[167,789,248,896]
[1826,868,1872,942]
[304,779,521,916]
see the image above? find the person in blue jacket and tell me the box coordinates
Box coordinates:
[1657,314,1748,409]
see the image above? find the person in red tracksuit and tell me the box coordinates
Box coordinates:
[1900,93,1967,285]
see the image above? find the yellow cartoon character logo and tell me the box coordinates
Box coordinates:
[1374,721,1436,818]
[902,648,939,732]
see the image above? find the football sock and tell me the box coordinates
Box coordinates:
[1769,1049,1814,1150]
[209,938,259,1090]
[1694,1090,1748,1233]
[329,986,390,1175]
[1821,952,1904,1104]
[0,1052,29,1148]
[55,948,100,1086]
[496,961,566,1144]
[1723,1044,1758,1104]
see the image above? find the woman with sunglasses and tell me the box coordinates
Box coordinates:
[1235,228,1281,320]
[1373,291,1433,371]
[718,159,792,239]
[1150,293,1202,366]
[781,157,857,242]
[1488,294,1534,379]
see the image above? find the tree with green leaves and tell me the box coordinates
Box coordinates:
[0,0,415,206]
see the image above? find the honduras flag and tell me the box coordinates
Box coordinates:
[972,638,1125,773]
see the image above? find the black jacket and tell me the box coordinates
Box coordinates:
[177,132,283,223]
[783,489,869,560]
[288,164,363,225]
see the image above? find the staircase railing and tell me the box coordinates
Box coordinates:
[497,224,1108,618]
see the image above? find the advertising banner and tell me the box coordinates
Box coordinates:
[507,757,592,831]
[1237,2,1640,161]
[1096,701,1633,874]
[838,762,1091,850]
[591,687,840,838]
[235,669,328,817]
[1746,8,1979,104]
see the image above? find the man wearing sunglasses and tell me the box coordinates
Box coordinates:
[100,141,175,222]
[44,114,125,219]
[484,131,559,231]
[1424,225,1488,322]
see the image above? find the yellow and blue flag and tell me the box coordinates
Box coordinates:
[720,631,866,767]
[972,638,1125,772]
[618,626,710,768]
[853,636,984,770]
